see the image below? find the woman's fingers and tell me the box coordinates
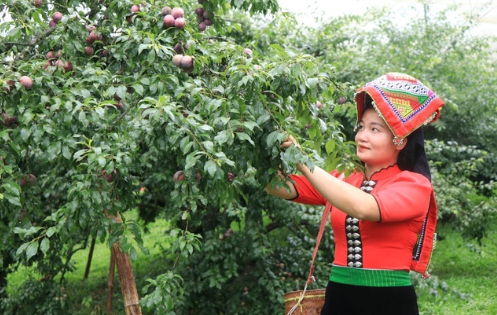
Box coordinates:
[280,135,299,149]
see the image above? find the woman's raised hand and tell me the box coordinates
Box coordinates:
[280,134,300,150]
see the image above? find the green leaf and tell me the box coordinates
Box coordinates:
[133,84,144,96]
[95,107,105,117]
[78,111,88,127]
[4,194,21,206]
[73,149,88,161]
[198,124,213,131]
[325,139,335,154]
[147,49,156,64]
[47,141,61,160]
[20,127,31,141]
[98,156,106,168]
[116,86,127,100]
[202,141,214,152]
[236,132,254,145]
[204,160,217,176]
[130,247,138,261]
[23,110,35,124]
[185,152,200,170]
[180,136,192,154]
[62,146,71,160]
[46,226,57,237]
[256,113,270,125]
[214,130,230,145]
[266,131,280,146]
[15,242,30,257]
[26,241,39,261]
[8,27,20,38]
[2,180,20,197]
[138,44,150,54]
[32,11,43,25]
[40,238,50,255]
[307,77,319,89]
[243,121,258,131]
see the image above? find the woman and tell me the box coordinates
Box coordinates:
[266,73,444,315]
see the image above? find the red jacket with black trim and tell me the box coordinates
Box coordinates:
[290,164,436,272]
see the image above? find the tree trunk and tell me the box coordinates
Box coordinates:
[105,210,142,315]
[107,250,116,314]
[83,237,96,280]
[112,242,142,315]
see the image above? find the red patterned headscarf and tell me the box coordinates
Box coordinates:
[355,72,445,146]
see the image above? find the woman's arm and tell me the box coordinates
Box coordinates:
[265,171,298,200]
[272,134,380,221]
[296,163,380,221]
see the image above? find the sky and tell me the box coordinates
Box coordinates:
[277,0,497,37]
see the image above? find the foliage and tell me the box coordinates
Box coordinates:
[0,278,68,315]
[1,0,352,313]
[427,140,497,242]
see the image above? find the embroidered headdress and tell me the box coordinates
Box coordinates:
[355,72,445,146]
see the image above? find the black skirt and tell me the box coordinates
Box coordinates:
[320,281,419,315]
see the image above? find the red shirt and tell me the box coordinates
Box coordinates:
[290,164,433,271]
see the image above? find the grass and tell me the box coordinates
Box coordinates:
[6,211,173,315]
[6,216,497,315]
[417,223,497,315]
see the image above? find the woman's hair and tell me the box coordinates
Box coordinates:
[362,94,432,181]
[397,128,431,181]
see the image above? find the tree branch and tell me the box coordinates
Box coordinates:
[15,26,57,62]
[265,221,281,232]
[4,42,36,46]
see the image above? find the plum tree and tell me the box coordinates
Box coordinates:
[0,1,351,314]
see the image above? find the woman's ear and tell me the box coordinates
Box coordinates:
[396,138,408,151]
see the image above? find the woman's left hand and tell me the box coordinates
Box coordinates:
[280,134,300,150]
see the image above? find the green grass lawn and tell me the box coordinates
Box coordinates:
[417,224,497,315]
[6,217,497,315]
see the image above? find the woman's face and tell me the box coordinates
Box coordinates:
[355,108,404,173]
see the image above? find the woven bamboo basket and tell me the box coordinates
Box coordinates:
[284,289,326,315]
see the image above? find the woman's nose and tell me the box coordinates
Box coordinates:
[355,130,367,143]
